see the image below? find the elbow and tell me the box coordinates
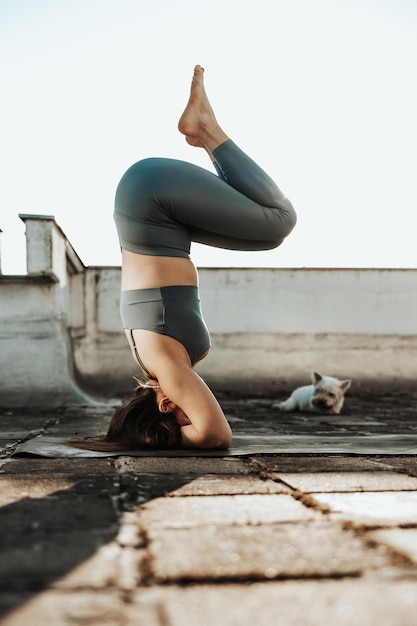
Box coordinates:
[200,435,232,450]
[193,428,232,450]
[212,432,232,449]
[180,421,232,450]
[209,423,232,449]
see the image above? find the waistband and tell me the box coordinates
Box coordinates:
[120,285,200,304]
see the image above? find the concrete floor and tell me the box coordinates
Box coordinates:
[1,390,417,625]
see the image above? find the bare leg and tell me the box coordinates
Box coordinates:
[178,65,229,156]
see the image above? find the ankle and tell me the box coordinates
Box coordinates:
[199,126,229,153]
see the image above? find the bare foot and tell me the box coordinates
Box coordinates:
[178,65,228,153]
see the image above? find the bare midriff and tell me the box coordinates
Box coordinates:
[121,249,199,291]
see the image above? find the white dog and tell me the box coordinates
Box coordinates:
[272,371,351,415]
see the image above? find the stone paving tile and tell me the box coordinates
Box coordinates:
[0,412,57,438]
[250,455,380,472]
[167,475,292,496]
[314,492,417,526]
[0,475,120,506]
[2,520,144,596]
[368,457,417,476]
[121,473,293,506]
[276,472,417,493]
[50,541,140,591]
[223,394,417,424]
[56,543,122,589]
[139,494,319,529]
[0,529,117,592]
[0,590,137,626]
[241,433,417,454]
[45,424,110,439]
[318,416,383,426]
[369,528,417,563]
[47,416,113,437]
[138,579,417,626]
[0,495,118,535]
[114,456,252,475]
[1,458,117,475]
[0,476,77,506]
[115,472,206,506]
[146,522,392,582]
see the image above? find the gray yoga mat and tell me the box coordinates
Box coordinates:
[12,434,417,458]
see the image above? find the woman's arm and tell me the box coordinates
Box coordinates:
[162,361,232,449]
[135,330,232,449]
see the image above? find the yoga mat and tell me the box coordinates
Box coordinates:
[12,434,417,458]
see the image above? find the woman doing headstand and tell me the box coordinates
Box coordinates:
[80,65,296,451]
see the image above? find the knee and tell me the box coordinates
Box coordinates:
[271,199,297,241]
[283,199,297,235]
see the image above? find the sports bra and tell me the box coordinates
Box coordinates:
[129,329,157,380]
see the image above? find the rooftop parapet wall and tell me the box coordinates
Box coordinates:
[74,266,416,396]
[0,215,94,406]
[0,215,416,405]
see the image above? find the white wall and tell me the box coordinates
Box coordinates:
[1,216,416,405]
[199,268,417,334]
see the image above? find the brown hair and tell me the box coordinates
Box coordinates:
[69,383,182,451]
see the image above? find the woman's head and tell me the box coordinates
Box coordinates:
[69,381,182,451]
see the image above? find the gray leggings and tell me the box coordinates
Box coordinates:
[114,139,296,372]
[113,139,296,257]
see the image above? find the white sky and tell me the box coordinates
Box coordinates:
[1,0,416,273]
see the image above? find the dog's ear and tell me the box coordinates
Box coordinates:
[339,379,351,392]
[311,371,322,384]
